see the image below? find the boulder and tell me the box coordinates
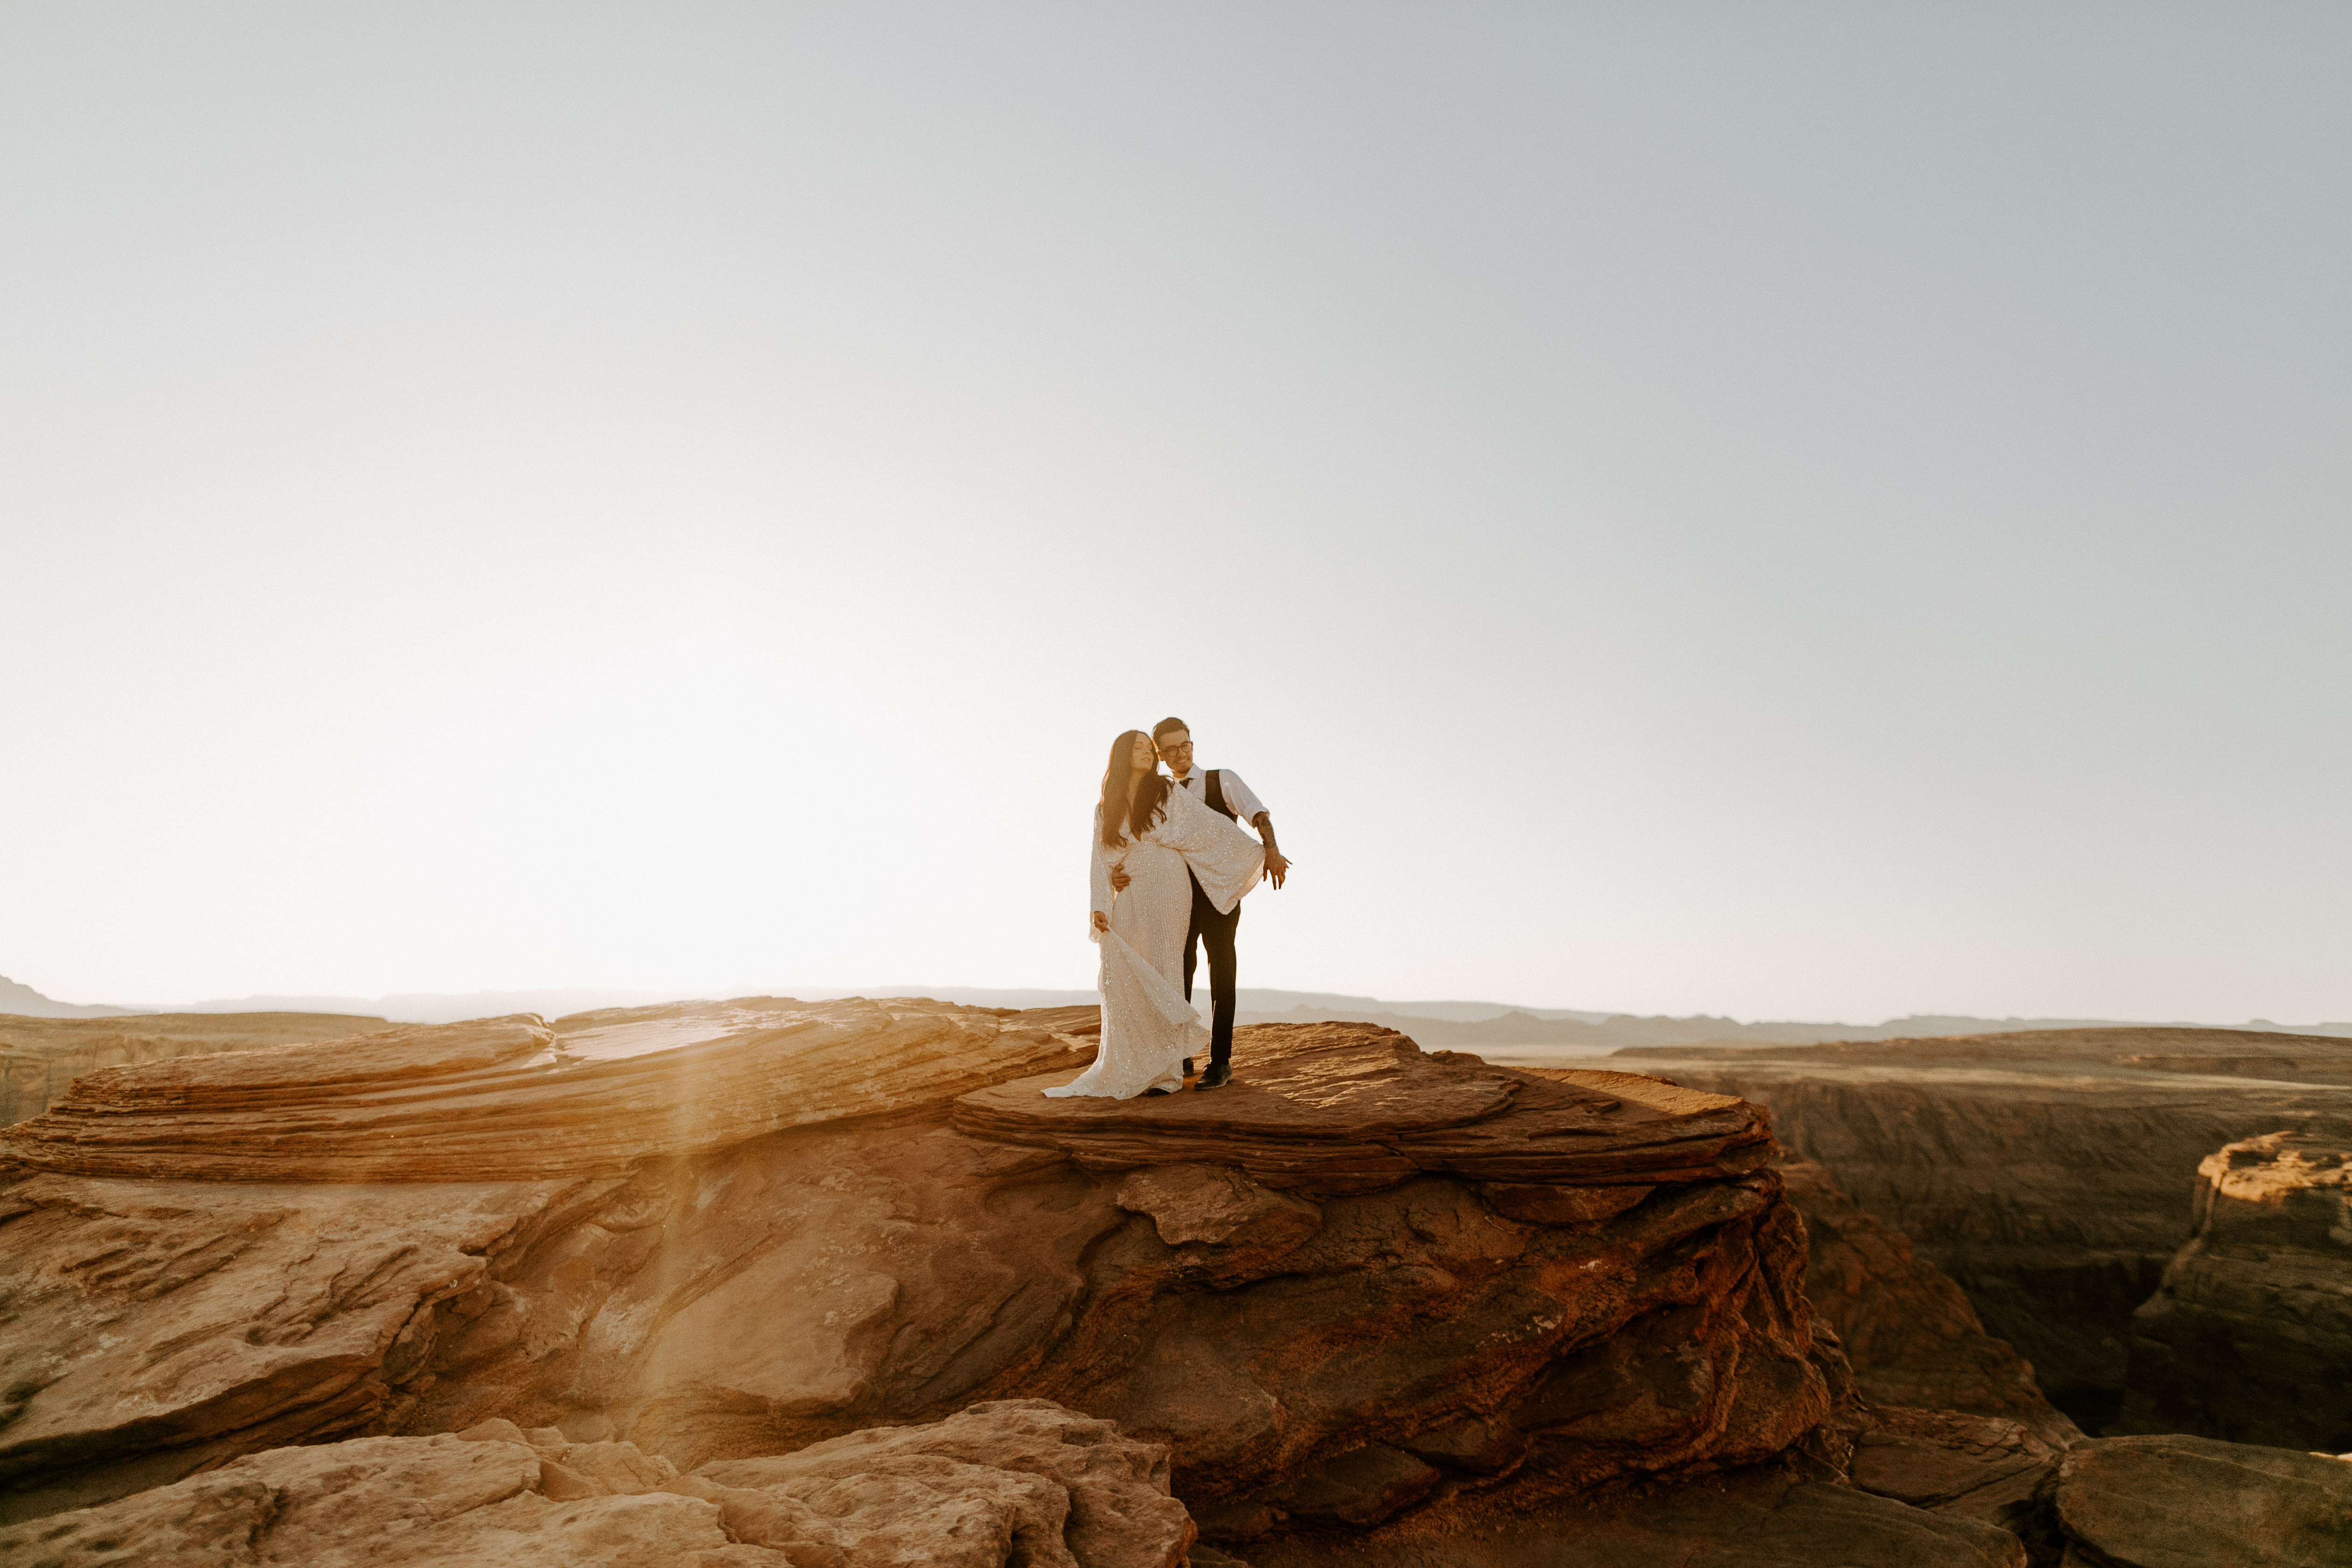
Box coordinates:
[694,1399,1192,1567]
[2042,1435,2352,1568]
[2117,1130,2352,1451]
[0,1430,740,1568]
[1617,1026,2352,1431]
[0,1399,1183,1567]
[0,1008,1836,1551]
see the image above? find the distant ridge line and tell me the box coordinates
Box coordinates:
[3,973,2345,1044]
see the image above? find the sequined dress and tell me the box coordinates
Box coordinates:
[1047,784,1265,1099]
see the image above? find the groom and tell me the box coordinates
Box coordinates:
[1152,715,1288,1090]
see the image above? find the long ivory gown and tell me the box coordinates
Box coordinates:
[1047,784,1266,1099]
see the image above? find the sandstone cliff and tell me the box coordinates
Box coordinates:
[1617,1026,2352,1432]
[0,1010,396,1127]
[0,1000,1835,1554]
[1774,1157,2078,1448]
[2118,1129,2352,1452]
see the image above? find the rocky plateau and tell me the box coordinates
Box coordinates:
[2,1001,2347,1566]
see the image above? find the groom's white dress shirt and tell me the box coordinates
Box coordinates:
[1165,767,1267,823]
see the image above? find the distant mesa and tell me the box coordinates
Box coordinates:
[0,974,146,1019]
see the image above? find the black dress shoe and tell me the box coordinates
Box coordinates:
[1194,1064,1232,1090]
[1141,1086,1172,1097]
[1181,1058,1196,1077]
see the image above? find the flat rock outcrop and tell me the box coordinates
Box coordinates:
[0,1397,1189,1568]
[0,1008,1834,1553]
[0,1011,396,1127]
[1777,1156,2078,1447]
[2118,1130,2352,1451]
[1618,1026,2352,1431]
[956,1024,1774,1195]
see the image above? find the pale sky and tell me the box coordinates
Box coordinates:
[4,3,2346,1022]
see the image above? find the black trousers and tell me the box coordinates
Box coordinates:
[1182,870,1241,1066]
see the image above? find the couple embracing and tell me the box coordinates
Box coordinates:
[1048,717,1290,1101]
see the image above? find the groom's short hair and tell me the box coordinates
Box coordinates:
[1152,716,1190,741]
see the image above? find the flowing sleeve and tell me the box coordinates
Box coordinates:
[1156,786,1265,915]
[1088,809,1114,942]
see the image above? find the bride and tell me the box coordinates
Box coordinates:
[1046,729,1266,1099]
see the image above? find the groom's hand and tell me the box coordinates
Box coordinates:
[1263,850,1290,889]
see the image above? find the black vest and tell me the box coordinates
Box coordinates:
[1200,770,1237,822]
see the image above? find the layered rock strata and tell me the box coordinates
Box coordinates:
[1617,1027,2352,1430]
[0,999,1095,1182]
[0,1011,395,1127]
[0,1008,1834,1551]
[953,1030,1774,1195]
[0,1397,1191,1568]
[16,999,2352,1566]
[2118,1130,2352,1451]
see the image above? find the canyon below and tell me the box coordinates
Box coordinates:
[0,1000,2346,1566]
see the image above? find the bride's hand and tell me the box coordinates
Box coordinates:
[1109,863,1131,892]
[1092,910,1111,934]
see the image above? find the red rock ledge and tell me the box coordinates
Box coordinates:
[954,1022,1772,1198]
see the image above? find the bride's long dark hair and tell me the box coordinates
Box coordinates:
[1099,729,1169,847]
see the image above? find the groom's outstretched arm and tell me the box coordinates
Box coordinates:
[1252,812,1289,889]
